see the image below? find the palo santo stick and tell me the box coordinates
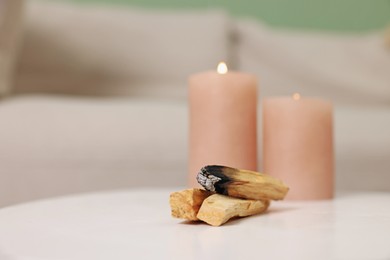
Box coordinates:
[197,194,270,226]
[169,188,212,221]
[197,165,289,201]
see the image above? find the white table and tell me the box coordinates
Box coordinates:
[0,189,389,260]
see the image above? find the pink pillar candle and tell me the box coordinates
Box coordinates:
[188,63,258,187]
[263,94,334,200]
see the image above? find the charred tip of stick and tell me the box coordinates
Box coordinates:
[196,165,231,193]
[196,167,220,192]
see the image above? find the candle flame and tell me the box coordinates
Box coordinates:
[217,62,228,74]
[292,93,301,100]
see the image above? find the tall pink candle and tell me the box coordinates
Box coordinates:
[263,94,334,200]
[188,63,258,187]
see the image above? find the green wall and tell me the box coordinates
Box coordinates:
[59,0,390,31]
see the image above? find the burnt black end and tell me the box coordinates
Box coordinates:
[196,165,232,194]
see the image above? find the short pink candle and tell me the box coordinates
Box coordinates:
[188,63,258,187]
[263,94,334,200]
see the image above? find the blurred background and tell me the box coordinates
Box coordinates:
[65,0,390,31]
[0,0,389,207]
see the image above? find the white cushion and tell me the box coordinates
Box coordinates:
[14,1,230,98]
[334,105,390,191]
[235,19,390,106]
[0,96,188,206]
[0,0,24,96]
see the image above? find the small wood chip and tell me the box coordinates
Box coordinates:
[197,194,270,226]
[169,188,212,221]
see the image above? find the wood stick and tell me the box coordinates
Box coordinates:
[196,165,289,201]
[197,194,270,226]
[169,188,212,221]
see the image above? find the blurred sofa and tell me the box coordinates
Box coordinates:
[0,0,23,95]
[0,0,389,207]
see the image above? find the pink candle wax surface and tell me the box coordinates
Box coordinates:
[263,94,334,200]
[188,63,258,187]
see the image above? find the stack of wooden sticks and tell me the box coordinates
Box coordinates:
[170,165,289,226]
